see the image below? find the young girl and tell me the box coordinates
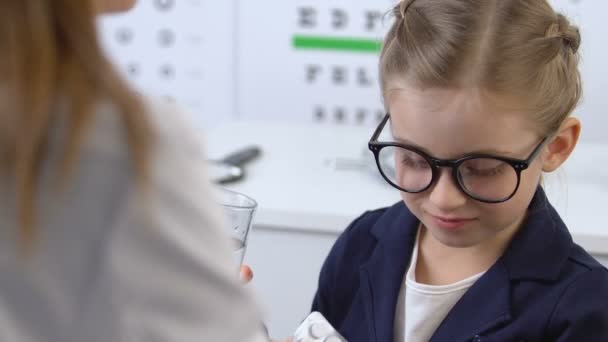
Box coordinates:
[311,0,608,341]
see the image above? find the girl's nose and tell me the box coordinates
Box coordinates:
[428,168,468,211]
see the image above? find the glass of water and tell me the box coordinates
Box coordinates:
[217,188,257,266]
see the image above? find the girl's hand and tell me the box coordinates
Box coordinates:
[240,264,254,283]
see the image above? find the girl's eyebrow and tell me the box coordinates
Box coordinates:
[392,136,515,157]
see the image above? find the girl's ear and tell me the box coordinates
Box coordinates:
[542,117,581,172]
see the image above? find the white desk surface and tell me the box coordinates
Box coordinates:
[206,121,608,255]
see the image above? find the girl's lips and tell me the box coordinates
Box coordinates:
[430,214,476,230]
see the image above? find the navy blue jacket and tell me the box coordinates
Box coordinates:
[312,188,608,341]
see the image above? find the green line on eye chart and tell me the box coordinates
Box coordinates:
[293,35,382,54]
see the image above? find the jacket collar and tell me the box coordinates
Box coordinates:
[359,186,573,342]
[500,186,572,281]
[360,201,418,342]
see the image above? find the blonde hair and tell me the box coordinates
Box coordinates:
[380,0,581,135]
[0,1,151,249]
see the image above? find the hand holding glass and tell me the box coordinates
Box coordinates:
[218,188,257,266]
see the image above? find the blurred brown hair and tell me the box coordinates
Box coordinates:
[0,1,150,249]
[380,0,581,136]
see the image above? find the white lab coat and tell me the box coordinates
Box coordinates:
[0,99,267,342]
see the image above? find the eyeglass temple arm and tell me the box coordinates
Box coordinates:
[524,136,550,163]
[369,113,390,142]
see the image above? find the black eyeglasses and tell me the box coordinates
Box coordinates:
[368,113,548,203]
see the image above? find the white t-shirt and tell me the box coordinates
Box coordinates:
[394,230,485,342]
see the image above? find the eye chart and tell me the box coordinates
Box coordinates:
[100,0,395,127]
[99,0,236,127]
[99,0,607,143]
[235,1,394,125]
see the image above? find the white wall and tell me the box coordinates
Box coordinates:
[100,0,607,142]
[244,227,338,338]
[557,0,608,144]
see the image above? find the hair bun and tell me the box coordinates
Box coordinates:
[394,0,415,19]
[392,3,403,20]
[557,14,581,53]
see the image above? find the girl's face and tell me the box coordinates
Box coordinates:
[386,85,544,249]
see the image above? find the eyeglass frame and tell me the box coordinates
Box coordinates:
[368,113,549,203]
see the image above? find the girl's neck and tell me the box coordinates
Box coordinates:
[414,216,526,285]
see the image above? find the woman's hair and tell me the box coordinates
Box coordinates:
[0,1,150,248]
[380,0,581,136]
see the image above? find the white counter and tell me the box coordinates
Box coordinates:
[207,122,400,231]
[207,121,608,254]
